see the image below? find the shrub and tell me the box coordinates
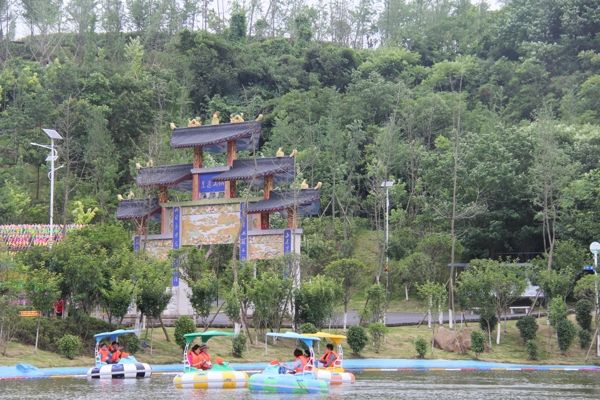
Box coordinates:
[556,319,576,354]
[174,316,196,349]
[479,313,497,333]
[120,334,140,355]
[471,331,485,358]
[575,299,593,331]
[578,329,591,350]
[299,322,317,334]
[368,322,388,353]
[347,326,368,355]
[232,333,247,358]
[415,337,427,359]
[548,297,568,328]
[516,316,538,343]
[57,334,82,359]
[526,340,538,360]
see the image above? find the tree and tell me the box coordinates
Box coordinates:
[100,276,135,325]
[25,268,61,351]
[295,275,341,329]
[134,258,172,341]
[247,271,291,333]
[324,258,366,329]
[417,281,447,328]
[189,273,218,328]
[458,260,526,345]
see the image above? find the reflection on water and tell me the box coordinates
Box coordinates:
[1,371,600,400]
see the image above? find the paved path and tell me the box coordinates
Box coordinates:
[163,309,543,328]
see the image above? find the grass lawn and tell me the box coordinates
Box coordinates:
[2,315,599,368]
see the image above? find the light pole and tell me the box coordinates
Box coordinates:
[381,180,394,321]
[589,241,600,357]
[31,128,63,247]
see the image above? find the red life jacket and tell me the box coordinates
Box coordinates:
[295,355,309,372]
[98,347,110,363]
[198,352,212,370]
[320,350,339,367]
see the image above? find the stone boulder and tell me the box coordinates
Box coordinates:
[433,326,474,354]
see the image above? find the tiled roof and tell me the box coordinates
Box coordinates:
[247,189,320,214]
[170,121,261,152]
[136,164,192,188]
[212,157,295,182]
[116,198,161,220]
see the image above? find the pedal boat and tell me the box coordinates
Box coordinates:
[173,330,248,389]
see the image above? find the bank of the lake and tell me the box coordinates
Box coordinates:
[2,316,599,369]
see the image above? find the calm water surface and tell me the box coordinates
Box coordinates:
[1,372,599,400]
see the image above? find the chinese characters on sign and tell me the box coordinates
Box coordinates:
[283,229,291,254]
[240,203,248,260]
[199,173,225,194]
[172,206,181,287]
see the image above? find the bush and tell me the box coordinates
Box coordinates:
[174,316,196,349]
[415,337,427,359]
[368,322,388,353]
[516,316,538,343]
[548,297,568,328]
[57,334,82,359]
[556,319,576,354]
[299,322,317,334]
[578,328,591,350]
[232,333,247,358]
[526,340,538,360]
[479,313,497,333]
[347,326,368,355]
[575,299,593,331]
[120,334,140,355]
[471,331,485,358]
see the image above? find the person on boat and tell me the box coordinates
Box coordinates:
[189,344,212,370]
[98,343,111,364]
[110,343,130,363]
[287,348,309,374]
[318,343,338,368]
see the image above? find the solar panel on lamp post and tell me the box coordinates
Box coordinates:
[31,128,63,248]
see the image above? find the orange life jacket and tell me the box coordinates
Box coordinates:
[320,350,338,367]
[99,347,110,363]
[295,355,309,372]
[198,351,212,370]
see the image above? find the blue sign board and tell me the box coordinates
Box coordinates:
[133,236,140,252]
[172,206,181,286]
[283,229,292,255]
[240,203,248,260]
[200,173,225,194]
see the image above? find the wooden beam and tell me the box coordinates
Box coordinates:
[192,146,203,200]
[227,140,237,166]
[287,207,297,229]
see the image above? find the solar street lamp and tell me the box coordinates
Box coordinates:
[31,128,63,247]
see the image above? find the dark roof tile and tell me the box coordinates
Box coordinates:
[212,157,294,182]
[116,198,161,220]
[170,121,261,152]
[136,164,192,188]
[248,189,320,214]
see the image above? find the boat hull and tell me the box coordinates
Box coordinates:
[315,368,355,384]
[173,370,248,389]
[249,371,329,394]
[87,362,151,379]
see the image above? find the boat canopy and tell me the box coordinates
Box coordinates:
[183,330,236,344]
[305,332,346,345]
[266,332,321,347]
[94,329,138,343]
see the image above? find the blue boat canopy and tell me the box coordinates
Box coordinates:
[94,329,138,343]
[266,332,321,347]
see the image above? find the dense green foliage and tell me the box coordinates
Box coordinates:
[298,322,317,334]
[174,316,196,350]
[347,326,368,355]
[548,298,568,328]
[578,329,591,350]
[556,319,577,354]
[471,331,485,358]
[526,340,539,361]
[57,334,82,359]
[575,299,593,332]
[415,337,428,359]
[232,333,247,358]
[368,322,388,353]
[516,316,538,343]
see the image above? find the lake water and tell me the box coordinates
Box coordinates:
[1,371,599,400]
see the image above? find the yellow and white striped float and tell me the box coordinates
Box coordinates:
[306,332,356,385]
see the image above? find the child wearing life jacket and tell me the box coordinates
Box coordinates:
[98,343,111,363]
[110,343,130,363]
[189,344,212,370]
[318,343,338,368]
[288,348,308,373]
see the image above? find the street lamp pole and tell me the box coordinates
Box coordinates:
[32,128,62,248]
[589,242,600,357]
[381,180,394,323]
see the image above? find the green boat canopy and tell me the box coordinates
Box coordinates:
[183,330,236,344]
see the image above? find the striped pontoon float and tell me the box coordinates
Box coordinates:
[86,329,151,379]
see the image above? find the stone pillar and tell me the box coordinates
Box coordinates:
[261,175,273,229]
[192,146,203,200]
[225,141,237,198]
[159,186,169,234]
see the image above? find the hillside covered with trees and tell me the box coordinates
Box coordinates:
[2,0,600,289]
